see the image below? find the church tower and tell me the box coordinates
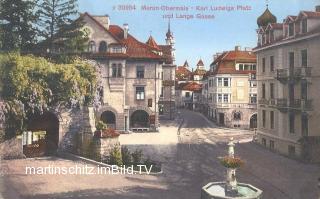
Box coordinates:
[165,19,175,62]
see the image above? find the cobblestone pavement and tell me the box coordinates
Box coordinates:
[1,109,320,199]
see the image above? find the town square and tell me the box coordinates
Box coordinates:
[0,0,319,198]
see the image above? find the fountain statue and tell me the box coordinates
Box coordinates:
[201,137,263,199]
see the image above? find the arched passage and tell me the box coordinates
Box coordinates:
[100,111,116,129]
[250,113,257,129]
[25,112,59,157]
[130,110,150,129]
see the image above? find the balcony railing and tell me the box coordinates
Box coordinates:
[276,67,312,82]
[274,98,313,112]
[258,98,269,105]
[276,98,287,108]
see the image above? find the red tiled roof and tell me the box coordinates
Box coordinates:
[182,82,202,92]
[84,12,163,60]
[301,11,320,18]
[211,50,256,75]
[146,36,160,50]
[176,66,192,81]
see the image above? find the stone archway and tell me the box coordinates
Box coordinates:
[25,112,59,157]
[130,110,150,129]
[250,113,258,129]
[100,111,116,129]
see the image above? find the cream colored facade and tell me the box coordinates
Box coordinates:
[254,6,320,162]
[205,48,257,129]
[82,13,176,132]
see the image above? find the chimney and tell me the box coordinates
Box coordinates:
[316,5,320,12]
[235,46,241,51]
[123,23,129,39]
[105,15,110,30]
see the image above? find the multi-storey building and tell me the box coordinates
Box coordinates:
[81,13,176,132]
[254,5,320,162]
[207,46,257,129]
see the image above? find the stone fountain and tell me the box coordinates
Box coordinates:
[201,138,263,199]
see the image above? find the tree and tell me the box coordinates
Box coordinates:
[37,0,88,53]
[0,0,38,51]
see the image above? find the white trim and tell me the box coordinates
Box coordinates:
[253,32,320,52]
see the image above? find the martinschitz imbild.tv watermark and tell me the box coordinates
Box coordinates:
[25,164,154,175]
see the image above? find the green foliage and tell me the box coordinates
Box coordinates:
[96,121,107,131]
[0,0,38,51]
[121,146,132,165]
[109,146,123,166]
[37,0,88,53]
[131,149,143,164]
[0,53,97,136]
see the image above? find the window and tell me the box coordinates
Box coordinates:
[289,112,295,133]
[262,83,266,99]
[99,41,107,52]
[136,66,145,78]
[218,78,222,87]
[136,87,145,100]
[111,64,122,77]
[88,41,96,52]
[218,94,222,103]
[244,64,249,70]
[148,99,152,107]
[223,94,229,103]
[251,64,256,71]
[239,64,244,70]
[270,111,274,129]
[250,94,257,104]
[301,114,308,136]
[270,83,274,99]
[233,112,241,120]
[262,58,266,73]
[223,78,230,87]
[270,56,274,72]
[289,23,294,36]
[301,49,307,67]
[262,110,266,128]
[301,19,307,34]
[160,87,164,97]
[185,92,190,98]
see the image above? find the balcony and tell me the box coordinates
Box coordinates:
[275,98,288,112]
[258,98,269,105]
[276,67,312,83]
[274,98,313,112]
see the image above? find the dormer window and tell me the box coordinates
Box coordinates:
[301,19,307,34]
[288,23,294,36]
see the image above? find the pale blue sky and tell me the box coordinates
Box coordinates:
[78,0,320,69]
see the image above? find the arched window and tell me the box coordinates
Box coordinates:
[88,41,96,52]
[99,41,107,52]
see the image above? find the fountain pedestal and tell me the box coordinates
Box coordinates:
[201,138,263,199]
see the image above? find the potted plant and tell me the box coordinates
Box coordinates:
[95,121,107,137]
[220,156,244,169]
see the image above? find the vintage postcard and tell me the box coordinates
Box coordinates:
[0,0,319,198]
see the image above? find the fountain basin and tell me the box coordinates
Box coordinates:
[201,182,263,199]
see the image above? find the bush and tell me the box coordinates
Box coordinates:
[109,146,123,166]
[131,149,143,164]
[121,146,132,165]
[96,121,107,131]
[220,156,244,169]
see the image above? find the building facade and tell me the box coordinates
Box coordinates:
[254,5,320,162]
[206,46,257,129]
[82,13,176,132]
